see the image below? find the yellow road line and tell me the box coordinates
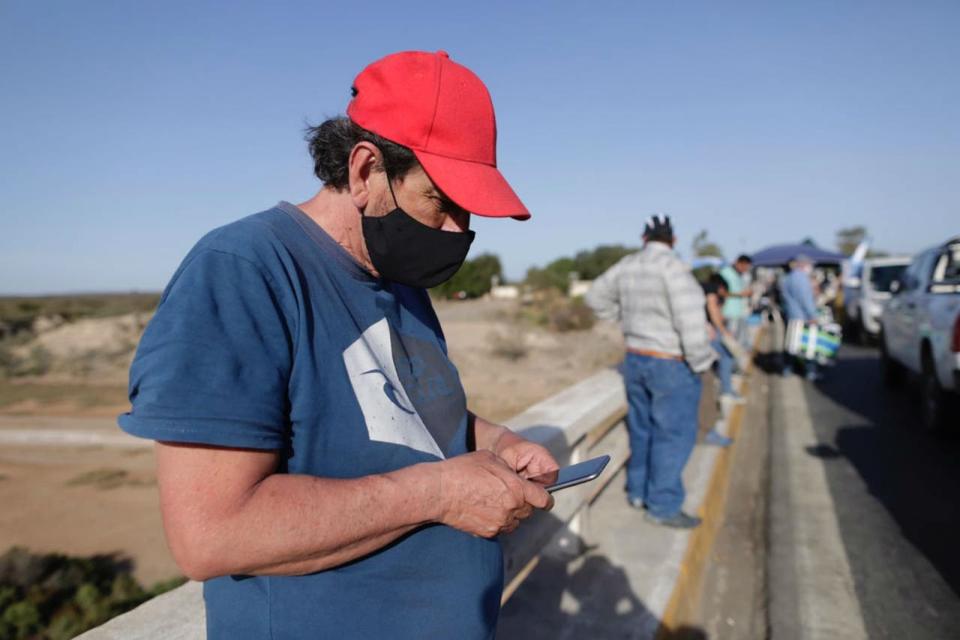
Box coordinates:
[656,328,761,638]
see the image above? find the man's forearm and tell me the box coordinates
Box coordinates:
[470,412,512,453]
[162,462,439,580]
[706,297,727,334]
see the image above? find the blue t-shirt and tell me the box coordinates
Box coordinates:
[119,202,503,639]
[780,269,818,321]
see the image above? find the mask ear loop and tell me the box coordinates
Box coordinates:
[359,147,400,218]
[383,164,401,210]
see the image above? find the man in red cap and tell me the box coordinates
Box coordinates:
[119,51,557,639]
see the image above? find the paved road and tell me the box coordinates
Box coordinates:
[794,343,960,638]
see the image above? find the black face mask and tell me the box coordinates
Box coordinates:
[361,172,475,288]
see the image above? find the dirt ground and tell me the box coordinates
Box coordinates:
[0,298,624,585]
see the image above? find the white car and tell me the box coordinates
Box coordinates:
[844,256,911,341]
[880,237,960,431]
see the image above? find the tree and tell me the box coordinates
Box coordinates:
[691,230,723,258]
[525,257,576,293]
[431,253,503,299]
[836,226,867,256]
[572,245,637,280]
[524,245,639,293]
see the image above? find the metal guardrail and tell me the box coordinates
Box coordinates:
[78,368,629,639]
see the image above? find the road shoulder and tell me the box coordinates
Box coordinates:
[767,372,868,639]
[694,365,769,639]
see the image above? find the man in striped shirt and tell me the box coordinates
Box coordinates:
[586,215,715,529]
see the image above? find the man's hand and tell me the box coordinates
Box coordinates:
[469,413,560,483]
[491,428,560,482]
[435,451,552,537]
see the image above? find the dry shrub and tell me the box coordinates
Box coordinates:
[547,297,595,332]
[0,345,53,377]
[488,331,528,361]
[66,469,151,491]
[520,293,596,332]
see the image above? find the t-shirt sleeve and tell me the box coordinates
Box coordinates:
[118,248,295,450]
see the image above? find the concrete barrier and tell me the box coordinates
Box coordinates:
[78,368,630,639]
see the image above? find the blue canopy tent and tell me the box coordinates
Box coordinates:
[751,243,845,267]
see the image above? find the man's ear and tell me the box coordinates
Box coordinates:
[347,142,381,209]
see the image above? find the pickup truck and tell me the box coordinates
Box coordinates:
[880,237,960,431]
[844,256,911,342]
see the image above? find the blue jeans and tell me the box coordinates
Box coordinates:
[623,353,702,518]
[711,337,734,395]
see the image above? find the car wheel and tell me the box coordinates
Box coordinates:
[879,332,905,388]
[845,314,861,344]
[920,356,946,433]
[857,318,871,346]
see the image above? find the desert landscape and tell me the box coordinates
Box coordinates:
[0,296,624,586]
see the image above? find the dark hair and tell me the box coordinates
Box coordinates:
[736,254,752,264]
[709,272,729,291]
[304,117,419,190]
[642,214,674,243]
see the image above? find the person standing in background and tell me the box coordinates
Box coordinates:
[701,273,738,448]
[586,215,715,529]
[780,254,822,381]
[720,255,753,348]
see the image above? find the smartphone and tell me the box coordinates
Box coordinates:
[530,454,610,493]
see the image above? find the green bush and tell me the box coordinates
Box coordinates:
[2,601,40,639]
[432,253,504,300]
[0,294,160,328]
[525,260,573,293]
[0,547,185,640]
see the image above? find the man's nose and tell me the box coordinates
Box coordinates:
[443,211,471,233]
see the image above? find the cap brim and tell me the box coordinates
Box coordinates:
[415,150,530,220]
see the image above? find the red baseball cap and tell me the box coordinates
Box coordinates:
[347,50,530,220]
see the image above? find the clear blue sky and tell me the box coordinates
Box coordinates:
[2,0,957,294]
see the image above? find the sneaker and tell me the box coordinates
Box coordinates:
[720,392,747,405]
[805,370,823,382]
[627,496,645,510]
[781,367,794,377]
[703,428,733,447]
[644,511,702,529]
